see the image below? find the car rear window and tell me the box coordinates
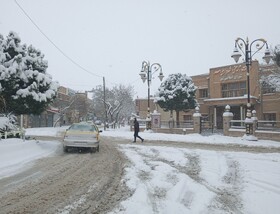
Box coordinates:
[69,124,97,132]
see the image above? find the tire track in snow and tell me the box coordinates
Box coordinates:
[131,146,245,213]
[0,138,130,214]
[246,178,280,195]
[208,157,244,214]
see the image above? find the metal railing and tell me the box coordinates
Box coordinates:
[161,120,193,128]
[130,118,194,130]
[230,120,246,129]
[257,120,280,132]
[160,120,194,129]
[230,119,280,132]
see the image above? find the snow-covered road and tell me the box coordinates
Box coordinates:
[111,143,280,214]
[0,126,279,214]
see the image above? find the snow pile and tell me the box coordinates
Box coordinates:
[25,126,67,137]
[0,138,60,179]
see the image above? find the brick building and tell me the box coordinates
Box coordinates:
[135,61,280,129]
[20,86,94,128]
[135,97,171,122]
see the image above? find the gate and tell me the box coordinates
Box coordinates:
[200,116,211,134]
[199,115,221,135]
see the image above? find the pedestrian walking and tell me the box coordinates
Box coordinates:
[133,118,144,143]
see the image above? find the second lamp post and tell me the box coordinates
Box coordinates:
[139,61,164,130]
[231,37,272,139]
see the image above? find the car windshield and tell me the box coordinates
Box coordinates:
[69,124,97,132]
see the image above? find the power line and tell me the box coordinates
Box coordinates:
[14,0,145,90]
[14,0,103,79]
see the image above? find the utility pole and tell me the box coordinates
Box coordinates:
[103,76,107,130]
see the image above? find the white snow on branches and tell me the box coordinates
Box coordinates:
[0,31,58,103]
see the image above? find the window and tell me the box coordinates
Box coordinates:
[199,89,208,98]
[221,81,246,98]
[183,115,192,121]
[70,124,97,131]
[263,113,276,121]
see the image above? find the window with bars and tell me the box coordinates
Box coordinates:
[199,89,208,98]
[221,81,246,98]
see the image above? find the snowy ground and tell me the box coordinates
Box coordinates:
[1,126,280,214]
[0,138,59,179]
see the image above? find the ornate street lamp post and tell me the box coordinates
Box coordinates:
[139,61,164,130]
[231,37,272,139]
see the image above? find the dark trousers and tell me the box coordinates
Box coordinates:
[134,131,143,142]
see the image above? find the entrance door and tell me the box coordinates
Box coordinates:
[216,107,224,129]
[230,106,241,120]
[216,105,241,129]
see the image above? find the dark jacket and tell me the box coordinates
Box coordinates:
[134,119,140,133]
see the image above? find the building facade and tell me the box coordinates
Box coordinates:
[135,61,280,129]
[135,97,171,122]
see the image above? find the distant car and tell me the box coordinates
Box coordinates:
[63,122,102,153]
[94,120,102,125]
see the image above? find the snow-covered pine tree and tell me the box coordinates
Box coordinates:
[155,73,197,124]
[260,65,280,93]
[273,45,280,67]
[259,45,280,93]
[0,31,58,115]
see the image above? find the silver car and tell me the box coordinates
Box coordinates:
[63,122,102,153]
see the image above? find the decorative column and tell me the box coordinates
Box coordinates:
[243,110,258,141]
[193,107,201,134]
[223,105,233,136]
[151,110,161,129]
[146,115,152,130]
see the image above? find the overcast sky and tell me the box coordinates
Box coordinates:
[1,0,280,98]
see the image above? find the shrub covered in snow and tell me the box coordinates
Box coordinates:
[155,73,197,122]
[0,113,17,134]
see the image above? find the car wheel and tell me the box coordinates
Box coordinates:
[90,147,96,153]
[63,146,68,153]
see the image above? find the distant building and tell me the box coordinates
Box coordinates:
[20,86,94,128]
